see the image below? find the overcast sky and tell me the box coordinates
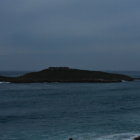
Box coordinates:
[0,0,140,71]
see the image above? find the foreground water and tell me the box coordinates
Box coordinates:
[0,71,140,140]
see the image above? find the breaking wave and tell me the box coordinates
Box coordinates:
[0,82,10,84]
[96,133,139,140]
[69,133,140,140]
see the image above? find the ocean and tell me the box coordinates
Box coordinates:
[0,71,140,140]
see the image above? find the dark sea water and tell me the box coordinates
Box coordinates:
[0,71,140,140]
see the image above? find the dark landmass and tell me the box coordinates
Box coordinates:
[0,67,135,83]
[134,136,140,140]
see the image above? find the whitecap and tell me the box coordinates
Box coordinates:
[0,81,10,84]
[96,133,140,140]
[121,80,127,82]
[68,132,140,140]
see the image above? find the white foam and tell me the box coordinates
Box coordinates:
[68,132,140,140]
[0,82,10,84]
[96,133,140,140]
[121,80,127,82]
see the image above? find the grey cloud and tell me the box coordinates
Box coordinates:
[0,0,140,70]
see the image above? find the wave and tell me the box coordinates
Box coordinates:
[69,133,140,140]
[121,80,127,82]
[97,133,139,140]
[0,82,10,84]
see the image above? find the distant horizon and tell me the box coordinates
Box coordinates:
[0,66,140,72]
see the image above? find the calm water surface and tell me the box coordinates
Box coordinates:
[0,71,140,140]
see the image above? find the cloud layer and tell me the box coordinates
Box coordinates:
[0,0,140,70]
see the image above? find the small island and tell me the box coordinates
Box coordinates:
[0,67,134,83]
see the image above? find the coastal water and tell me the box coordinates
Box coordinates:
[0,71,140,140]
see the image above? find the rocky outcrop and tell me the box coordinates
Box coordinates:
[0,67,134,83]
[134,136,140,140]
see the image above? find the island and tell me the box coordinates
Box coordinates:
[0,67,134,83]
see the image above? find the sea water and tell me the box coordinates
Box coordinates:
[0,71,140,140]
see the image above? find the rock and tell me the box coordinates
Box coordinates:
[134,136,140,140]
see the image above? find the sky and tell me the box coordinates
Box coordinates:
[0,0,140,71]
